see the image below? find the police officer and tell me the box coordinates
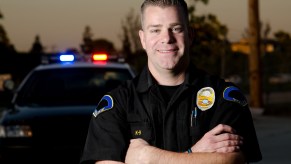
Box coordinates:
[80,0,262,163]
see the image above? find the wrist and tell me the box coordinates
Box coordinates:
[139,144,154,164]
[187,148,192,153]
[142,145,164,164]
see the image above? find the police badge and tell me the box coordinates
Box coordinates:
[196,87,215,111]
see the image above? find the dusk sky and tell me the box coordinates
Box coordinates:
[1,0,291,52]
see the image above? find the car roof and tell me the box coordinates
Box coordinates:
[15,61,135,93]
[34,62,132,71]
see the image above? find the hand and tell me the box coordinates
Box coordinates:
[191,124,243,153]
[125,138,151,164]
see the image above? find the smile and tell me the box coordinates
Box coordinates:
[157,49,178,53]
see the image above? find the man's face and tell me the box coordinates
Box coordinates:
[139,5,191,72]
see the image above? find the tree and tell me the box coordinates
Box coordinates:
[120,26,132,58]
[120,9,146,73]
[274,30,291,43]
[0,25,9,46]
[0,9,3,18]
[80,26,116,55]
[0,9,14,51]
[120,8,142,55]
[30,35,44,54]
[272,30,291,73]
[81,25,94,54]
[0,8,16,74]
[188,0,230,76]
[91,38,116,55]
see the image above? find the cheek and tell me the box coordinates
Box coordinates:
[177,36,187,48]
[146,35,160,47]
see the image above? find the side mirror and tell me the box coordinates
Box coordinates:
[3,79,15,91]
[1,80,15,108]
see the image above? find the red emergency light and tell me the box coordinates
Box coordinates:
[92,53,108,61]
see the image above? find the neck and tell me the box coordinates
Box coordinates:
[148,62,189,86]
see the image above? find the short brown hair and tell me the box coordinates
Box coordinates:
[140,0,189,27]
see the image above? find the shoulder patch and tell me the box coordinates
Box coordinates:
[93,95,114,117]
[196,87,215,111]
[223,86,248,106]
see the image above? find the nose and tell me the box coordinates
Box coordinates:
[161,30,175,44]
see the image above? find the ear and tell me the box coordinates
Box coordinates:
[139,29,146,50]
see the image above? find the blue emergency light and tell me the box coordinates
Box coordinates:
[59,54,75,62]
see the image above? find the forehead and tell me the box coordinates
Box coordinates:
[142,6,185,25]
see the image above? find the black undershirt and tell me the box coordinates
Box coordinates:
[158,84,181,103]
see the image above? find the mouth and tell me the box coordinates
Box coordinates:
[157,48,178,54]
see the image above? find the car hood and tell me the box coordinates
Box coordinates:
[2,105,96,123]
[1,105,96,147]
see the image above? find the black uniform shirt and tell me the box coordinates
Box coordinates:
[80,64,262,163]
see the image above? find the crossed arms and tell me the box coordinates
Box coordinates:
[96,124,245,164]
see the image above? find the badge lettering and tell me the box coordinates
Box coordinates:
[135,130,142,136]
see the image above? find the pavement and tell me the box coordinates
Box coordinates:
[252,113,291,164]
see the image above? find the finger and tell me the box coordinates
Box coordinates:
[131,138,145,143]
[207,124,236,136]
[214,133,243,143]
[214,139,243,150]
[130,138,139,143]
[130,139,135,143]
[216,146,241,153]
[130,138,149,148]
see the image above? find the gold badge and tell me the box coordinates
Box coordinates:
[196,87,215,111]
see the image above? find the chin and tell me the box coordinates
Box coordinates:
[160,64,177,70]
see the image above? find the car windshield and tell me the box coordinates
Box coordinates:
[15,67,133,106]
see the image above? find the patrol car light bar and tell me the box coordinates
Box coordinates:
[92,54,108,61]
[59,54,75,62]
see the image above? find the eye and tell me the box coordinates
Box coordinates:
[150,29,160,33]
[172,27,183,33]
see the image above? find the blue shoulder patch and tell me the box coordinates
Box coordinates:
[93,95,114,117]
[223,86,248,106]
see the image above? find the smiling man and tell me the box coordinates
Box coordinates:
[80,1,262,164]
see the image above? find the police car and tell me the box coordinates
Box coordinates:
[0,53,135,163]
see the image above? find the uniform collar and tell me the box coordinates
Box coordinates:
[184,62,205,87]
[136,66,156,93]
[135,63,204,93]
